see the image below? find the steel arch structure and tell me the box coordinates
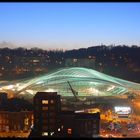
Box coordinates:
[0,67,140,99]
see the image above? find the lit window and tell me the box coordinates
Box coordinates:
[33,59,39,63]
[73,59,77,62]
[42,107,48,110]
[42,132,48,136]
[50,100,54,104]
[67,128,72,134]
[61,125,64,129]
[50,132,54,136]
[42,100,48,104]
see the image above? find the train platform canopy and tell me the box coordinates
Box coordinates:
[0,67,140,99]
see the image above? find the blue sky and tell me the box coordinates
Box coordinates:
[0,2,140,50]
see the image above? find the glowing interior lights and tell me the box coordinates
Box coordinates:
[0,67,140,97]
[42,132,48,136]
[19,92,25,95]
[17,85,26,91]
[26,90,34,95]
[50,132,54,136]
[67,128,72,134]
[86,108,100,113]
[45,88,55,92]
[11,88,16,91]
[36,81,44,85]
[42,100,48,104]
[16,83,19,87]
[88,87,99,94]
[107,85,115,91]
[75,110,85,113]
[6,85,14,89]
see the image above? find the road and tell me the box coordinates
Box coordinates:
[100,115,140,138]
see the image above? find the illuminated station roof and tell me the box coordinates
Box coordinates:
[0,67,140,99]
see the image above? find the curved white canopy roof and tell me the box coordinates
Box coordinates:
[0,67,140,98]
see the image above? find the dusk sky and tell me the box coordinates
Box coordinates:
[0,2,140,50]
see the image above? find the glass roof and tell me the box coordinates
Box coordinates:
[0,67,140,99]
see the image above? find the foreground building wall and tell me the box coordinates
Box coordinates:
[0,111,33,132]
[57,111,100,137]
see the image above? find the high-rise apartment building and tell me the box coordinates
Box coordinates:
[30,92,100,138]
[33,92,61,137]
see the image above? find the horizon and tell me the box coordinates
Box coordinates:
[0,2,140,50]
[0,41,139,51]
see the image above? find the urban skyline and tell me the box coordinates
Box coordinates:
[0,2,140,138]
[0,2,140,50]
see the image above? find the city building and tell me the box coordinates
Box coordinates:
[57,110,100,137]
[56,111,75,137]
[30,92,100,138]
[33,92,61,137]
[0,111,33,132]
[0,92,8,105]
[65,58,95,68]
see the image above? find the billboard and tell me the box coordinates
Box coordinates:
[114,106,131,115]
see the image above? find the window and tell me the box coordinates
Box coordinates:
[50,132,54,136]
[61,125,64,129]
[42,113,48,119]
[49,119,54,123]
[42,107,48,110]
[94,120,96,123]
[93,130,97,134]
[49,126,55,130]
[93,125,97,129]
[67,128,72,134]
[42,100,48,104]
[50,106,55,111]
[35,119,39,123]
[35,99,39,104]
[42,125,48,130]
[42,120,48,125]
[6,120,9,124]
[49,113,55,117]
[50,100,54,104]
[42,132,48,136]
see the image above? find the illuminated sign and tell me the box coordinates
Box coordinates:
[114,106,131,115]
